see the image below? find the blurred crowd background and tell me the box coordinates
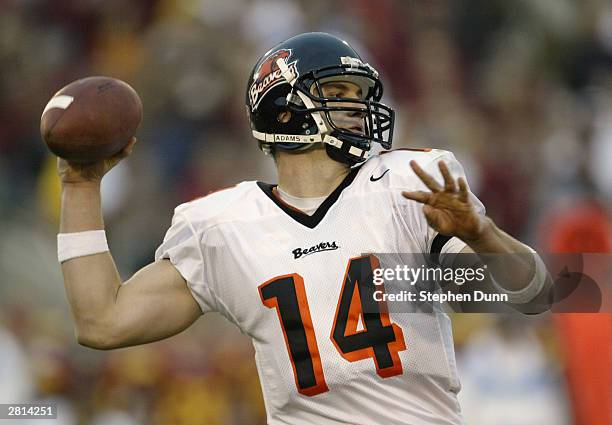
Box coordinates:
[0,0,611,424]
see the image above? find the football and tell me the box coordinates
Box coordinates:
[40,76,142,163]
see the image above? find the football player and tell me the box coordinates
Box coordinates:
[58,33,550,424]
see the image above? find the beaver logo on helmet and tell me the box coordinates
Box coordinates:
[249,48,298,112]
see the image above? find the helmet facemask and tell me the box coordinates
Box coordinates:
[279,61,394,164]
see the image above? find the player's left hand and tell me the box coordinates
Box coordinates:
[402,160,489,242]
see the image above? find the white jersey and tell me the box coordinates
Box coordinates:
[155,149,485,425]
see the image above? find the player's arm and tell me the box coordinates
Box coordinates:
[403,160,552,308]
[59,139,201,350]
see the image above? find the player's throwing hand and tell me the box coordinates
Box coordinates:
[402,160,488,242]
[57,137,137,184]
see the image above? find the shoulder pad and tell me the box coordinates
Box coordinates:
[375,148,454,175]
[174,181,259,229]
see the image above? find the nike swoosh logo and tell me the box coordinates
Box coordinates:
[370,169,390,182]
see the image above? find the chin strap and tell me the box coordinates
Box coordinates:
[251,130,369,160]
[252,130,322,144]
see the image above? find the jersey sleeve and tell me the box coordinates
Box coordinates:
[387,149,486,263]
[154,210,217,314]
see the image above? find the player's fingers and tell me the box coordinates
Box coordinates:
[109,139,137,165]
[438,161,456,192]
[410,160,441,192]
[126,136,138,150]
[402,190,432,204]
[457,177,469,202]
[117,137,138,159]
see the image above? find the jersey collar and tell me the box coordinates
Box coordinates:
[257,166,360,229]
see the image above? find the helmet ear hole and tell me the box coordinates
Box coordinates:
[277,111,292,123]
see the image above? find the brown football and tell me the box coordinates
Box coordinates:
[40,76,143,163]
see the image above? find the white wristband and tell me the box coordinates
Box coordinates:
[57,230,109,263]
[492,249,548,304]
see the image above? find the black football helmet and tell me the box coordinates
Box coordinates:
[246,32,394,165]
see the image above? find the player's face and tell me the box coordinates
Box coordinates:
[314,81,366,134]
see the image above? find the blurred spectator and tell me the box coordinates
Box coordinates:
[457,317,570,425]
[0,325,34,403]
[542,195,611,425]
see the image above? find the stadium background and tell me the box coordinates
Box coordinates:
[0,0,611,424]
